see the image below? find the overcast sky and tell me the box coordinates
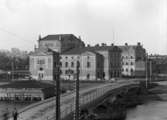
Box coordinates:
[0,0,166,54]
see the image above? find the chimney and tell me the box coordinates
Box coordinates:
[59,35,61,40]
[137,42,141,46]
[38,34,41,40]
[95,44,100,47]
[78,36,81,40]
[111,43,114,46]
[34,45,37,51]
[125,43,128,46]
[101,43,106,46]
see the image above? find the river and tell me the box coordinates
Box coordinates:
[126,101,167,120]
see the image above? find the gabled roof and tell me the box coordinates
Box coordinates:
[62,46,118,55]
[29,48,59,56]
[39,34,76,41]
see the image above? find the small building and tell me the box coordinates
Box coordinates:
[29,48,60,81]
[0,81,55,101]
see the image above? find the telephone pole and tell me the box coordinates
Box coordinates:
[74,61,80,120]
[52,50,61,120]
[145,53,148,88]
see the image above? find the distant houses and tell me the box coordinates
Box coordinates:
[29,34,146,81]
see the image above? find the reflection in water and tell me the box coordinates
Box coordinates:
[126,101,167,120]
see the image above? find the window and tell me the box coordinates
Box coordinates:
[131,56,133,59]
[87,74,90,79]
[59,62,62,67]
[126,62,128,65]
[87,56,90,59]
[65,62,68,67]
[77,61,80,67]
[65,70,68,74]
[131,68,134,72]
[71,62,74,67]
[87,62,90,68]
[131,62,133,65]
[126,68,128,72]
[65,57,68,59]
[37,59,45,64]
[39,67,43,71]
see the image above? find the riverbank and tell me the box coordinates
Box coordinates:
[80,82,161,120]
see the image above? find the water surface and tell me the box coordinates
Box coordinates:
[126,101,167,120]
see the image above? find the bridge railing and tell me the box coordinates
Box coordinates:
[16,81,136,120]
[59,81,137,119]
[59,85,112,119]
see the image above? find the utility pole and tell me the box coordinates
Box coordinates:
[74,61,80,120]
[11,57,14,81]
[145,53,148,88]
[52,50,61,120]
[150,60,152,83]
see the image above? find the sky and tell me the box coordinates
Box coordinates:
[0,0,166,54]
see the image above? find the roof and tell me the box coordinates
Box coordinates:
[0,80,54,89]
[29,48,59,56]
[62,46,119,55]
[39,34,77,41]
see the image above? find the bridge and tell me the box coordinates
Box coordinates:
[10,80,138,120]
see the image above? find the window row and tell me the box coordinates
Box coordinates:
[122,68,134,72]
[63,61,91,68]
[122,62,134,65]
[122,56,134,59]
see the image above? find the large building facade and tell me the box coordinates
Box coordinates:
[60,50,104,80]
[60,45,121,80]
[29,34,146,81]
[29,34,85,81]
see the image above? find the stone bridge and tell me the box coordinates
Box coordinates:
[10,80,139,120]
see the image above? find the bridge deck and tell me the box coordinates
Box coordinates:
[9,80,136,120]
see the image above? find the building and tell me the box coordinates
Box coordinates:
[119,42,146,77]
[0,81,55,101]
[60,44,121,80]
[29,48,60,81]
[61,50,104,80]
[29,34,85,81]
[38,34,85,53]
